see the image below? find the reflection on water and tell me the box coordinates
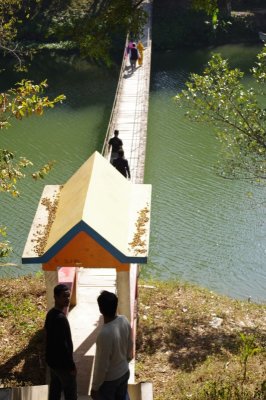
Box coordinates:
[144,44,266,303]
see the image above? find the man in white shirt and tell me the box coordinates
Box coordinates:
[90,291,133,400]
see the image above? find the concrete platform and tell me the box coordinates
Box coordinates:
[4,382,153,400]
[68,268,116,396]
[68,268,136,397]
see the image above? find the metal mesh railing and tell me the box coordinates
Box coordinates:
[101,0,152,185]
[101,36,129,160]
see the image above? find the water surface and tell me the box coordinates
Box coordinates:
[144,45,266,302]
[0,46,265,303]
[0,54,118,276]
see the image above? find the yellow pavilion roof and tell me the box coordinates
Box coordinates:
[22,151,151,267]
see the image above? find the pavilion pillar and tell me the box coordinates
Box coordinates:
[44,268,58,311]
[116,265,131,323]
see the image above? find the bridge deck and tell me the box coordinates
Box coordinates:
[68,0,152,398]
[103,0,152,184]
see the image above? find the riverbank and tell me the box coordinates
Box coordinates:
[136,280,266,399]
[0,275,265,399]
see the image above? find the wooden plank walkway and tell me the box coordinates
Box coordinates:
[67,0,153,398]
[103,0,152,184]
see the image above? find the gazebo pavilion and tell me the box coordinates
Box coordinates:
[22,151,152,397]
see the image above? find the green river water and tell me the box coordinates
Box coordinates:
[1,45,265,302]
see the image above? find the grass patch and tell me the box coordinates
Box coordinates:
[0,274,265,398]
[0,274,46,387]
[136,280,266,400]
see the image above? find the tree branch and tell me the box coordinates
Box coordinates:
[0,42,22,69]
[133,0,145,10]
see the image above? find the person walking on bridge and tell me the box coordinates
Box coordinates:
[45,284,77,400]
[108,129,123,163]
[129,43,139,73]
[90,291,133,400]
[112,149,131,179]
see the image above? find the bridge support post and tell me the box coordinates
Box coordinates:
[116,265,131,323]
[44,269,59,311]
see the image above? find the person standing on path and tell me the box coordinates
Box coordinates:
[112,149,131,179]
[45,284,77,400]
[108,129,123,163]
[90,291,133,400]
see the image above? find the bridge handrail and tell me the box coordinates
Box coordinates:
[101,35,129,159]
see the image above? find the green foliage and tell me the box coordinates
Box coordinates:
[0,0,36,70]
[137,280,266,400]
[197,380,266,400]
[0,4,66,261]
[0,226,12,258]
[254,381,266,400]
[0,296,44,325]
[0,80,65,258]
[32,161,55,180]
[0,1,21,44]
[239,333,262,383]
[153,8,214,50]
[153,0,257,51]
[190,333,264,400]
[0,151,31,197]
[199,381,243,400]
[175,47,266,179]
[0,79,65,129]
[0,299,16,317]
[12,0,147,65]
[192,0,219,24]
[0,276,46,340]
[192,0,232,22]
[67,0,147,65]
[252,45,266,85]
[0,79,65,195]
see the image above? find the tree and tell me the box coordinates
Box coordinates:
[0,0,33,70]
[175,46,266,180]
[49,0,147,65]
[191,0,231,25]
[0,2,67,260]
[0,80,65,259]
[1,0,147,66]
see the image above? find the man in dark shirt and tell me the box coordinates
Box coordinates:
[45,284,77,400]
[108,130,123,163]
[112,149,131,179]
[129,43,139,73]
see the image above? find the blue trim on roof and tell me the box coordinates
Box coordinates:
[21,220,148,265]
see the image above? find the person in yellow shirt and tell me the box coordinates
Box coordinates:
[137,40,145,66]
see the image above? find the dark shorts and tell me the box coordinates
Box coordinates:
[98,370,130,400]
[110,152,118,163]
[48,367,77,400]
